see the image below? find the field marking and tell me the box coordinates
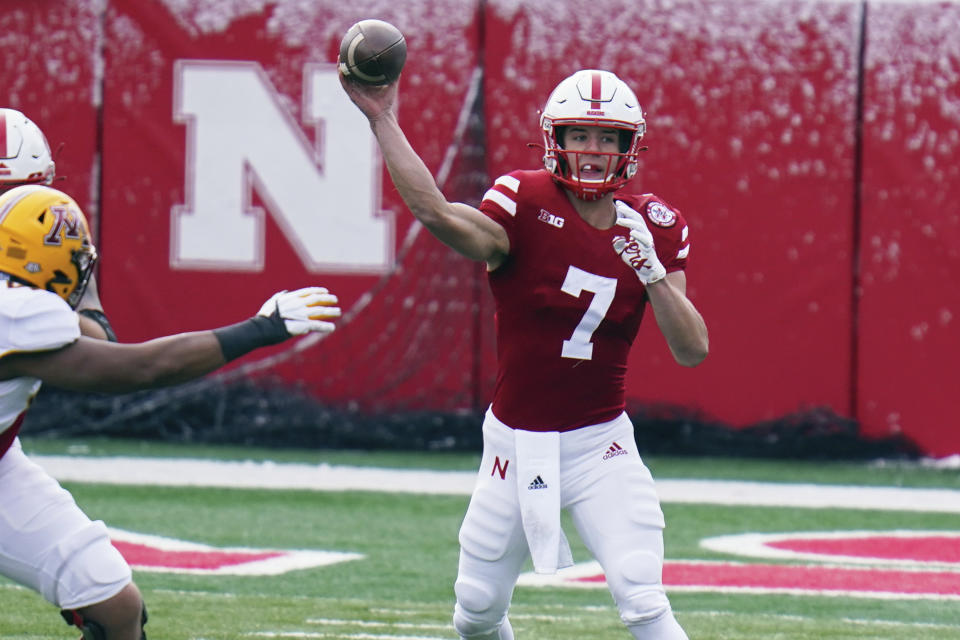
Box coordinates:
[684,609,960,631]
[700,530,960,569]
[666,585,960,600]
[105,527,362,575]
[841,617,960,630]
[31,454,960,512]
[306,619,449,631]
[509,613,587,622]
[520,558,960,600]
[250,633,445,639]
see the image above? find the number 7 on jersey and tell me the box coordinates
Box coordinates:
[560,266,617,361]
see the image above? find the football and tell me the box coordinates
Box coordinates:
[338,19,407,86]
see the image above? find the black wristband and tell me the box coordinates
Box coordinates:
[77,309,118,342]
[212,313,290,362]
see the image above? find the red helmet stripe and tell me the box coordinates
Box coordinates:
[591,71,602,109]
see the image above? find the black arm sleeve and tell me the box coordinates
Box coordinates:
[212,313,290,362]
[77,309,118,342]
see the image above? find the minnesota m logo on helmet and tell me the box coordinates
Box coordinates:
[0,184,97,309]
[43,204,84,246]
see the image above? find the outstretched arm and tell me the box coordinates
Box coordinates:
[3,332,228,393]
[340,74,509,269]
[0,287,341,393]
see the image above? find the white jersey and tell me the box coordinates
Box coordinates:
[0,283,79,434]
[0,285,131,612]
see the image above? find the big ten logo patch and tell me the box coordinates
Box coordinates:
[538,209,564,229]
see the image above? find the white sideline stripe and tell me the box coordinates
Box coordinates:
[33,456,477,495]
[30,455,960,512]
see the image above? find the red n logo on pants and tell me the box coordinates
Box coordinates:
[491,456,509,480]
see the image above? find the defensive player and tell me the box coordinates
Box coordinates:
[0,107,116,341]
[341,68,707,639]
[0,185,341,639]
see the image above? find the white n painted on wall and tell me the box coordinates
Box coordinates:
[172,60,392,272]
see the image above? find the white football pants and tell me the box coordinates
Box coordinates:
[0,438,132,609]
[453,410,687,639]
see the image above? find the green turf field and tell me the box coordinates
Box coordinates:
[2,438,959,639]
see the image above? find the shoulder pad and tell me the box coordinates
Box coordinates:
[0,286,80,357]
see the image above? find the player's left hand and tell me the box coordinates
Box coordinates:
[257,287,341,336]
[612,201,667,285]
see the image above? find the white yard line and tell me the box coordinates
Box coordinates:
[249,634,444,639]
[31,455,960,512]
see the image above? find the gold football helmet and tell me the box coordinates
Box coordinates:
[0,185,97,308]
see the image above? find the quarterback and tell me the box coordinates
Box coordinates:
[341,68,708,639]
[0,185,341,639]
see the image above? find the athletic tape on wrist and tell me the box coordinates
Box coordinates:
[212,314,289,362]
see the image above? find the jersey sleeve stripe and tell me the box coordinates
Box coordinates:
[677,245,690,260]
[681,225,689,242]
[494,175,520,193]
[482,187,517,216]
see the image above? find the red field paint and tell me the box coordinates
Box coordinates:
[700,530,960,568]
[518,530,960,599]
[767,534,960,563]
[107,527,363,575]
[113,540,283,570]
[661,561,960,597]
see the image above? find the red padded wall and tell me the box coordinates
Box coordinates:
[2,0,958,454]
[858,4,960,456]
[97,0,486,410]
[0,0,100,230]
[482,0,862,425]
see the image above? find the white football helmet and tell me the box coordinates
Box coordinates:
[0,108,55,191]
[539,70,646,200]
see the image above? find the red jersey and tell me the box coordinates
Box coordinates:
[479,170,690,431]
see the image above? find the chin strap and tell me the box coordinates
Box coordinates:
[61,604,148,639]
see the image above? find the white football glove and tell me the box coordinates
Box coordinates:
[257,286,341,336]
[611,200,667,285]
